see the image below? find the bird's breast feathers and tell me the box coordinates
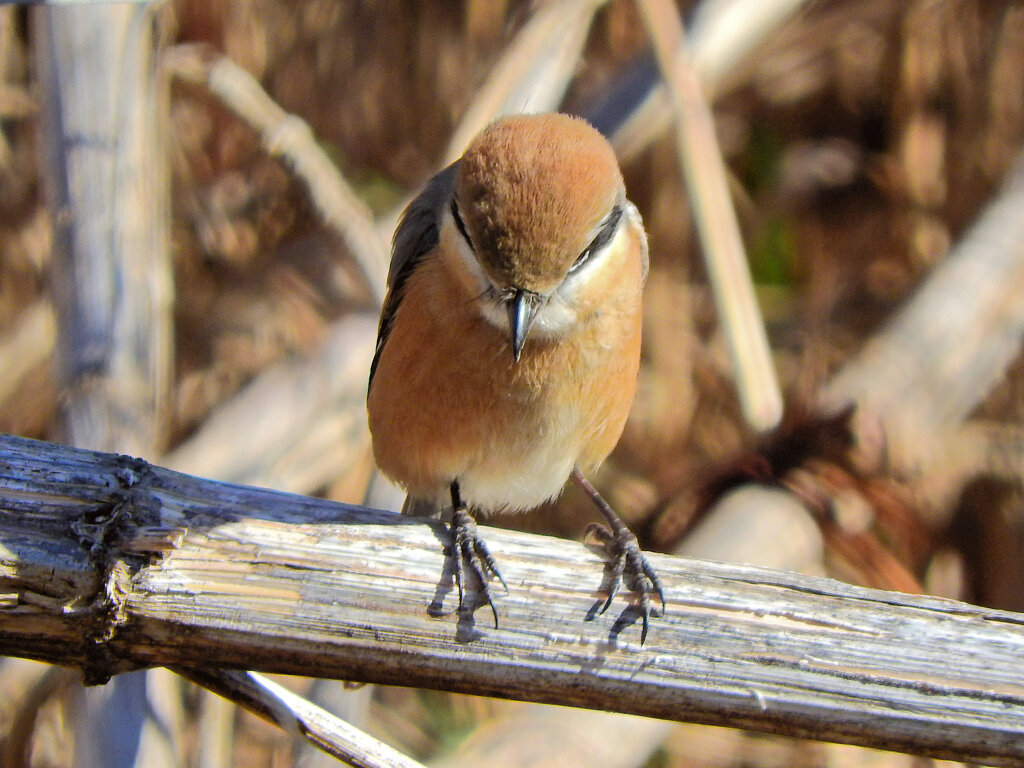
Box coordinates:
[367,237,642,513]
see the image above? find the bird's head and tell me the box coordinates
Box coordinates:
[445,113,644,362]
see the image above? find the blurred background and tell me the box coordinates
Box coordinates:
[2,0,1024,766]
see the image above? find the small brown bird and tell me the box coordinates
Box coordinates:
[367,113,663,640]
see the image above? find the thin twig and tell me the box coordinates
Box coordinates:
[636,0,783,431]
[178,668,425,768]
[609,0,812,160]
[165,43,388,304]
[0,663,73,768]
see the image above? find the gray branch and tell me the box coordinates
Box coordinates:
[1,433,1023,765]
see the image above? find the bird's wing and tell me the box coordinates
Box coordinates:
[368,162,459,389]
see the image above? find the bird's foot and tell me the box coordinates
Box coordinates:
[571,466,665,643]
[585,528,663,647]
[450,506,508,628]
[585,522,665,644]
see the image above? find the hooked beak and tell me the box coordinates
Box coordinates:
[506,290,540,362]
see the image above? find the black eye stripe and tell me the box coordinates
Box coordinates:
[592,204,623,253]
[569,204,622,273]
[450,198,474,252]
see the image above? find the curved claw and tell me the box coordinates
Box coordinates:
[590,521,665,644]
[599,593,616,615]
[573,467,665,644]
[450,506,505,628]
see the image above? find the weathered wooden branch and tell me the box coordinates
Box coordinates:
[1,433,1023,765]
[432,486,826,768]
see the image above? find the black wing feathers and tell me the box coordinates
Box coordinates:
[368,163,459,390]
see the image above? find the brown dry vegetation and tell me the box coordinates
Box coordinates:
[2,1,1024,766]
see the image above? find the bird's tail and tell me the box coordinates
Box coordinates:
[401,495,444,518]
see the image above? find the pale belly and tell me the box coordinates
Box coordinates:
[368,319,601,514]
[450,405,581,513]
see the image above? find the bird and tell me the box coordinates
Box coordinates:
[367,112,664,641]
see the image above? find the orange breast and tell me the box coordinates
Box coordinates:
[367,230,643,513]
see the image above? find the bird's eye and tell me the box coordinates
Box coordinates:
[450,198,474,252]
[568,204,622,274]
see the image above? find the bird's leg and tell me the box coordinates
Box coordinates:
[571,466,665,644]
[449,481,507,628]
